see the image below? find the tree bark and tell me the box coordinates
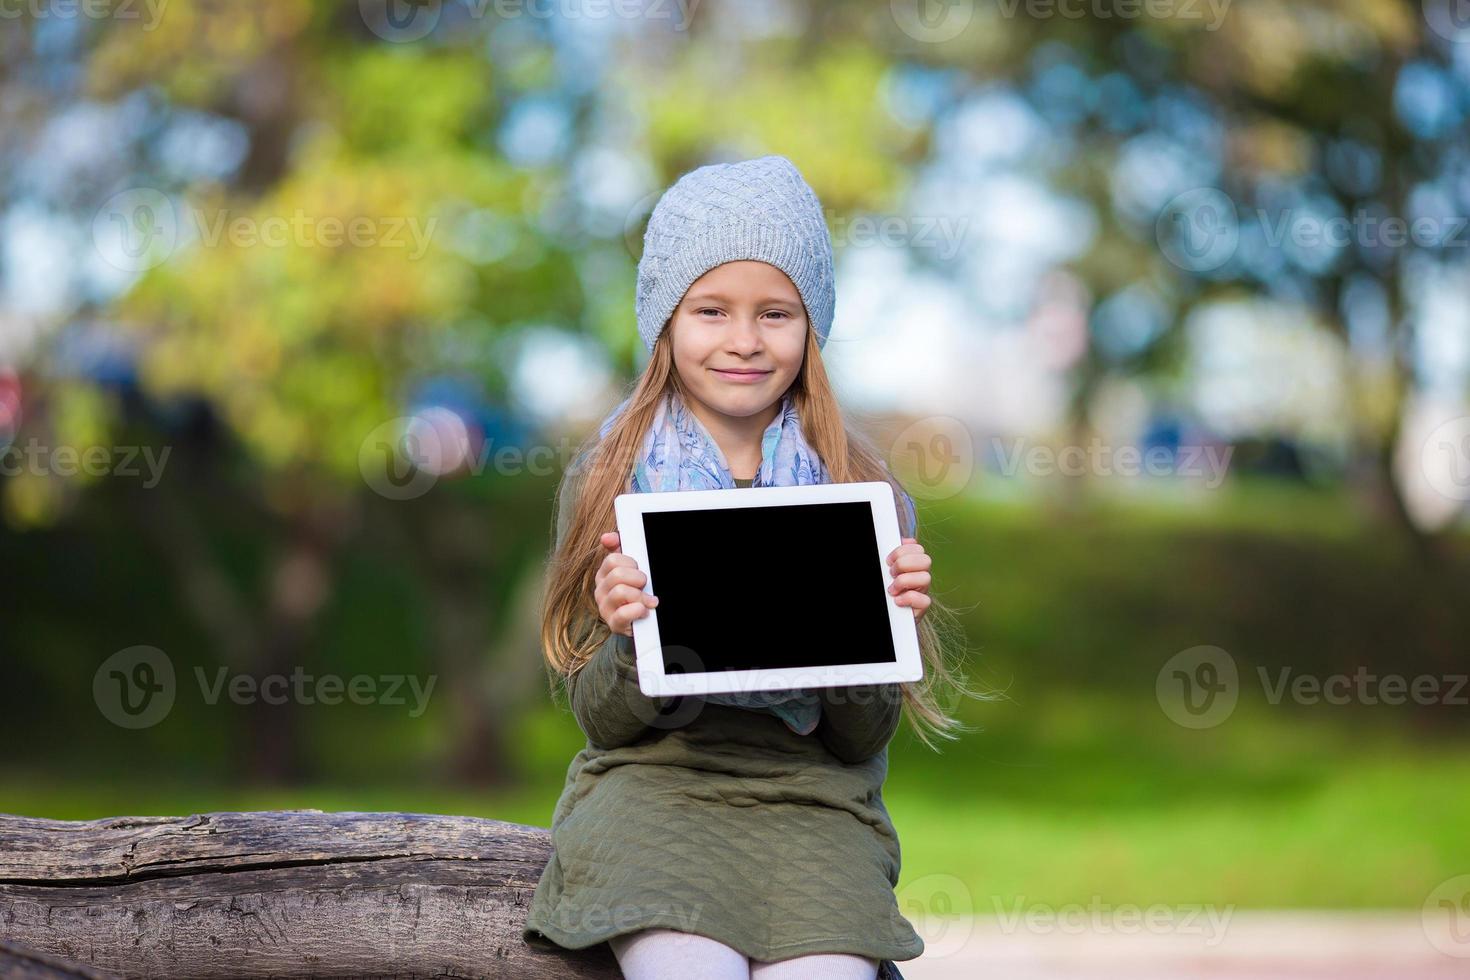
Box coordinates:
[0,940,116,979]
[0,810,617,979]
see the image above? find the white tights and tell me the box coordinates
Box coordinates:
[609,928,879,979]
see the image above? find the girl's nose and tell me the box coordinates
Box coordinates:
[727,317,762,351]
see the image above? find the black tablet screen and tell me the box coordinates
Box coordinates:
[641,500,898,674]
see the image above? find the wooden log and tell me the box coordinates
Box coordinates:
[0,939,118,979]
[0,810,619,979]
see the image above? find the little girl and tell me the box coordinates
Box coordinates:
[524,155,964,980]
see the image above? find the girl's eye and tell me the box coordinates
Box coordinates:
[692,308,790,320]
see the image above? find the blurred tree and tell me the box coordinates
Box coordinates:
[3,0,1467,777]
[2,1,587,783]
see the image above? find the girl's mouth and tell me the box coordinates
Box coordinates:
[711,368,772,384]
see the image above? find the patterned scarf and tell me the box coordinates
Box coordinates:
[596,387,826,735]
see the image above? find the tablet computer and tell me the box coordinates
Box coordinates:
[613,480,924,698]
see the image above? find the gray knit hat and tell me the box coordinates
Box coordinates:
[634,154,835,354]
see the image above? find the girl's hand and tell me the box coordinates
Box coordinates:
[886,537,932,621]
[595,531,659,636]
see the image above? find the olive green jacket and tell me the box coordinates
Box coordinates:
[521,465,924,963]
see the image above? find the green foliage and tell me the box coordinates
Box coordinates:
[629,41,914,211]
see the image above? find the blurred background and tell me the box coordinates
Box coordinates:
[1,0,1468,976]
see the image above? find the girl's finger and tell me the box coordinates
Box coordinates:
[600,531,621,552]
[890,552,932,573]
[596,553,639,585]
[612,599,651,633]
[897,591,932,617]
[888,571,931,594]
[605,583,655,608]
[887,543,925,566]
[604,565,648,589]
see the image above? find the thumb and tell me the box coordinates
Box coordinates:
[600,531,621,552]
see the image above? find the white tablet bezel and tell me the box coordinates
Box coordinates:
[613,480,924,698]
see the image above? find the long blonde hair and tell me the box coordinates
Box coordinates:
[539,325,984,748]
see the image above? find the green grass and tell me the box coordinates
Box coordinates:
[883,691,1470,910]
[7,691,1468,910]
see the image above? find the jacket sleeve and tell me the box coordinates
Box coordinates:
[552,463,681,750]
[815,682,904,763]
[566,629,684,750]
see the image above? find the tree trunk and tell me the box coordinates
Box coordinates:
[0,940,116,979]
[0,811,617,979]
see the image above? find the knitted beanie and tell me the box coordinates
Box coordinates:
[634,154,835,354]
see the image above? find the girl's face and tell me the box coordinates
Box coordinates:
[667,260,808,422]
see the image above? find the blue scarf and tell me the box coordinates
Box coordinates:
[596,388,826,735]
